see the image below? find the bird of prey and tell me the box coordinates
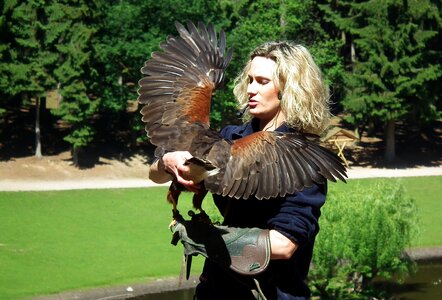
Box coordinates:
[138,21,347,219]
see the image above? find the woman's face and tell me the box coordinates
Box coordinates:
[247,56,281,123]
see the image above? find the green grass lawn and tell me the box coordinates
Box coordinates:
[0,176,440,299]
[0,187,210,299]
[402,176,442,247]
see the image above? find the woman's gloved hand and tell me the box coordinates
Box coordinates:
[171,212,271,276]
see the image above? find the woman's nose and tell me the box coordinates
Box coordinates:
[247,82,257,95]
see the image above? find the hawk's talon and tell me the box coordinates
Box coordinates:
[169,209,185,231]
[168,219,177,231]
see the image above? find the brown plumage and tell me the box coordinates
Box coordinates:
[138,21,347,216]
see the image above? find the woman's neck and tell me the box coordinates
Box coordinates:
[259,109,286,131]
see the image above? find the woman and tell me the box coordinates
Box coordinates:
[149,41,330,299]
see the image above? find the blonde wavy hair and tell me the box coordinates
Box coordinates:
[233,41,330,134]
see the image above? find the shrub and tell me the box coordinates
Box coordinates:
[309,180,419,299]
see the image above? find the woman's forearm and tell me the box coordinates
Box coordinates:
[148,159,172,183]
[148,151,198,191]
[270,229,298,259]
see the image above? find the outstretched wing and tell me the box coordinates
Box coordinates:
[138,21,347,200]
[138,21,232,155]
[204,131,347,200]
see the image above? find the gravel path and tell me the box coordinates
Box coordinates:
[1,166,441,192]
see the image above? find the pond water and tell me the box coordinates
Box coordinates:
[136,261,442,300]
[379,261,442,299]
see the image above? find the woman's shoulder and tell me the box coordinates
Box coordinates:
[219,121,253,139]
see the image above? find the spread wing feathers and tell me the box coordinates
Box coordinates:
[204,131,347,200]
[138,21,347,201]
[138,21,233,149]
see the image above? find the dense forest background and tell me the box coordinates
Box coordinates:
[0,0,440,166]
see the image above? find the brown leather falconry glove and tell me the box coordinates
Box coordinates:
[171,212,271,278]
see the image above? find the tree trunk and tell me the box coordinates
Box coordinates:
[35,97,42,158]
[72,146,79,167]
[279,0,287,38]
[351,41,356,63]
[384,120,396,163]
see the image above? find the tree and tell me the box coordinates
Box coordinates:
[0,0,104,164]
[0,0,60,158]
[281,0,345,108]
[0,2,10,119]
[320,0,442,162]
[49,0,103,166]
[309,180,418,299]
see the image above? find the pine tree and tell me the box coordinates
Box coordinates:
[0,1,10,118]
[0,0,59,157]
[0,0,103,164]
[49,0,103,166]
[320,0,442,162]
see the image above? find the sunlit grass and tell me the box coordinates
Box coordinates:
[0,187,216,299]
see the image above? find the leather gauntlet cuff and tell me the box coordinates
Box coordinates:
[219,226,270,275]
[172,219,271,276]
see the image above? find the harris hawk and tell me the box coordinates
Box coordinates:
[138,21,347,220]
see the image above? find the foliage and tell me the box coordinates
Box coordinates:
[95,0,230,137]
[48,0,102,163]
[0,0,440,163]
[281,0,345,84]
[0,0,103,163]
[309,180,419,299]
[0,0,57,103]
[320,0,441,136]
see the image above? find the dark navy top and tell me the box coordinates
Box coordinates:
[197,119,327,300]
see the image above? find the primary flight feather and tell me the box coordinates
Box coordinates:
[138,21,347,215]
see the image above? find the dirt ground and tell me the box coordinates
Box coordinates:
[0,150,150,181]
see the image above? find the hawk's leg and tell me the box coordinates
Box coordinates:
[167,181,184,229]
[189,189,211,224]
